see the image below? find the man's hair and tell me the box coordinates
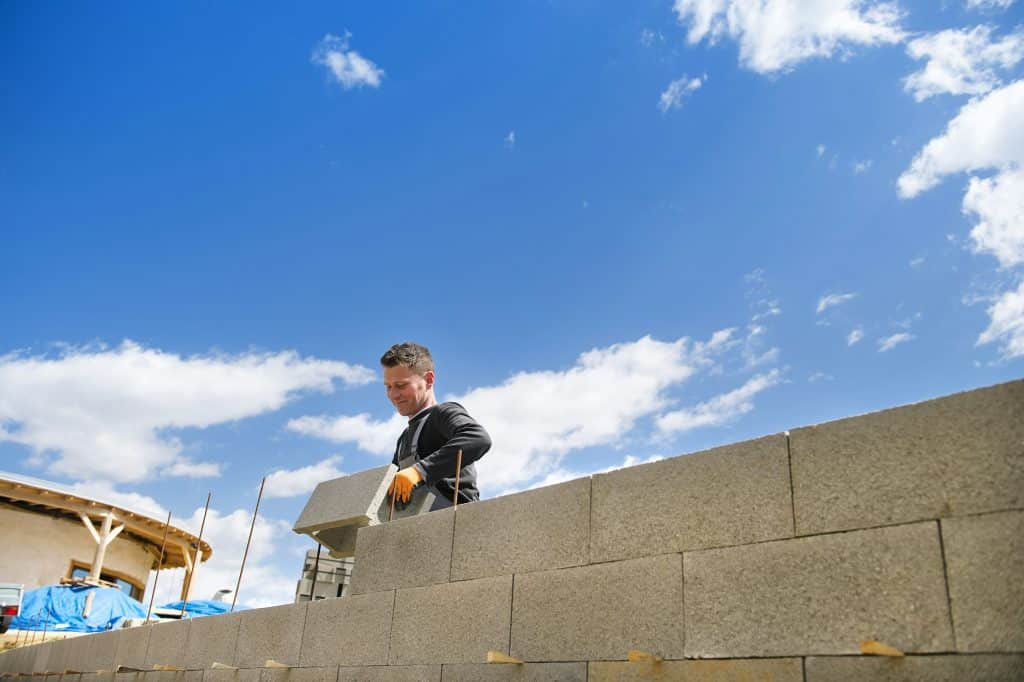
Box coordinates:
[380,342,434,374]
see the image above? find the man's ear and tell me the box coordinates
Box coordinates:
[423,370,435,389]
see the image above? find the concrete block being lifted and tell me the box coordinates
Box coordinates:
[293,464,436,558]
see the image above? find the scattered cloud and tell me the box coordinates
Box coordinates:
[963,167,1024,269]
[673,0,905,74]
[852,159,873,174]
[504,131,516,149]
[500,453,666,497]
[655,369,782,436]
[966,0,1017,10]
[903,26,1024,102]
[977,279,1024,358]
[0,341,373,484]
[640,28,665,47]
[659,73,706,112]
[816,292,858,314]
[878,332,914,351]
[68,480,168,519]
[311,33,384,90]
[847,327,865,345]
[817,143,827,157]
[287,412,405,455]
[808,371,834,383]
[910,255,926,267]
[264,456,346,499]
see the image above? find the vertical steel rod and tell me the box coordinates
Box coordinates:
[146,511,173,622]
[309,543,323,601]
[232,476,266,612]
[41,607,51,642]
[452,449,463,510]
[179,491,212,618]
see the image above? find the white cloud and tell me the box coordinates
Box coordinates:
[816,292,858,313]
[311,33,384,90]
[847,327,865,345]
[659,74,706,112]
[264,456,346,499]
[505,131,516,149]
[499,454,666,497]
[977,279,1024,358]
[673,0,904,74]
[656,369,782,435]
[966,0,1017,10]
[287,412,405,456]
[68,480,168,519]
[293,331,762,493]
[0,341,374,484]
[878,332,914,351]
[910,255,926,267]
[903,26,1024,102]
[852,159,873,174]
[963,167,1024,268]
[897,79,1024,199]
[817,143,826,157]
[808,371,834,383]
[150,507,298,609]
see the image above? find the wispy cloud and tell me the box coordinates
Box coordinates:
[910,255,926,268]
[311,33,384,90]
[808,371,834,383]
[0,341,373,483]
[966,0,1018,11]
[878,332,914,352]
[852,159,873,174]
[264,456,346,499]
[504,131,516,149]
[656,369,782,435]
[847,327,865,345]
[817,144,827,157]
[903,25,1024,102]
[673,0,905,74]
[816,292,858,314]
[659,73,706,113]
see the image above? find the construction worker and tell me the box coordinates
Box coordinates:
[382,342,491,510]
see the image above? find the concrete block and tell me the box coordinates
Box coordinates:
[147,671,203,682]
[31,641,53,673]
[293,465,435,558]
[591,435,794,563]
[182,612,242,670]
[46,636,76,673]
[79,631,122,672]
[684,522,954,657]
[259,668,338,682]
[389,575,512,665]
[337,667,440,682]
[299,591,394,667]
[115,671,144,682]
[450,479,590,582]
[589,659,803,682]
[144,620,190,669]
[790,379,1024,535]
[233,603,307,667]
[941,510,1024,652]
[79,672,116,682]
[115,625,152,669]
[805,654,1024,681]
[202,669,258,682]
[442,663,586,681]
[510,554,684,662]
[349,509,455,596]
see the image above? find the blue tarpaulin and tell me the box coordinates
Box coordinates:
[158,600,246,617]
[11,584,147,633]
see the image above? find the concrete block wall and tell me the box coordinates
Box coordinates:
[3,378,1022,681]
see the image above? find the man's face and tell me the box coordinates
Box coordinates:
[383,364,435,417]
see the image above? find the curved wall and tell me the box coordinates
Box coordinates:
[0,505,154,592]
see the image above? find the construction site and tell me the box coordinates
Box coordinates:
[0,378,1020,681]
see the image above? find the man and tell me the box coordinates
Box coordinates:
[382,342,491,510]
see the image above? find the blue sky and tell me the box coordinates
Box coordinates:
[3,0,1023,606]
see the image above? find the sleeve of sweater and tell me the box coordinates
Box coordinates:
[413,402,492,486]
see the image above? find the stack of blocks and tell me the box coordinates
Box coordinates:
[2,378,1022,681]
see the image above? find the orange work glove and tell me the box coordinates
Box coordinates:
[387,466,423,504]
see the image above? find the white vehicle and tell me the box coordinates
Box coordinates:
[0,583,23,634]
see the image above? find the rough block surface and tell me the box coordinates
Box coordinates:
[591,435,794,562]
[349,509,455,595]
[450,478,590,581]
[234,603,308,667]
[46,637,75,673]
[80,631,121,672]
[588,659,803,682]
[941,510,1024,652]
[790,379,1024,535]
[202,668,258,682]
[294,465,396,532]
[115,624,152,669]
[300,590,394,667]
[182,612,242,669]
[805,654,1024,681]
[511,554,684,661]
[259,668,339,682]
[144,620,191,668]
[684,522,954,657]
[337,666,441,682]
[31,641,52,673]
[441,663,586,681]
[389,575,512,665]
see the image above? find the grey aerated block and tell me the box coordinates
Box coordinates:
[442,663,586,681]
[349,509,455,595]
[337,666,441,682]
[293,465,436,558]
[588,659,803,682]
[233,603,307,668]
[805,654,1024,682]
[144,620,190,669]
[181,611,241,670]
[114,624,152,670]
[299,590,395,667]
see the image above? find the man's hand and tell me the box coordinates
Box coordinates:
[387,466,423,504]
